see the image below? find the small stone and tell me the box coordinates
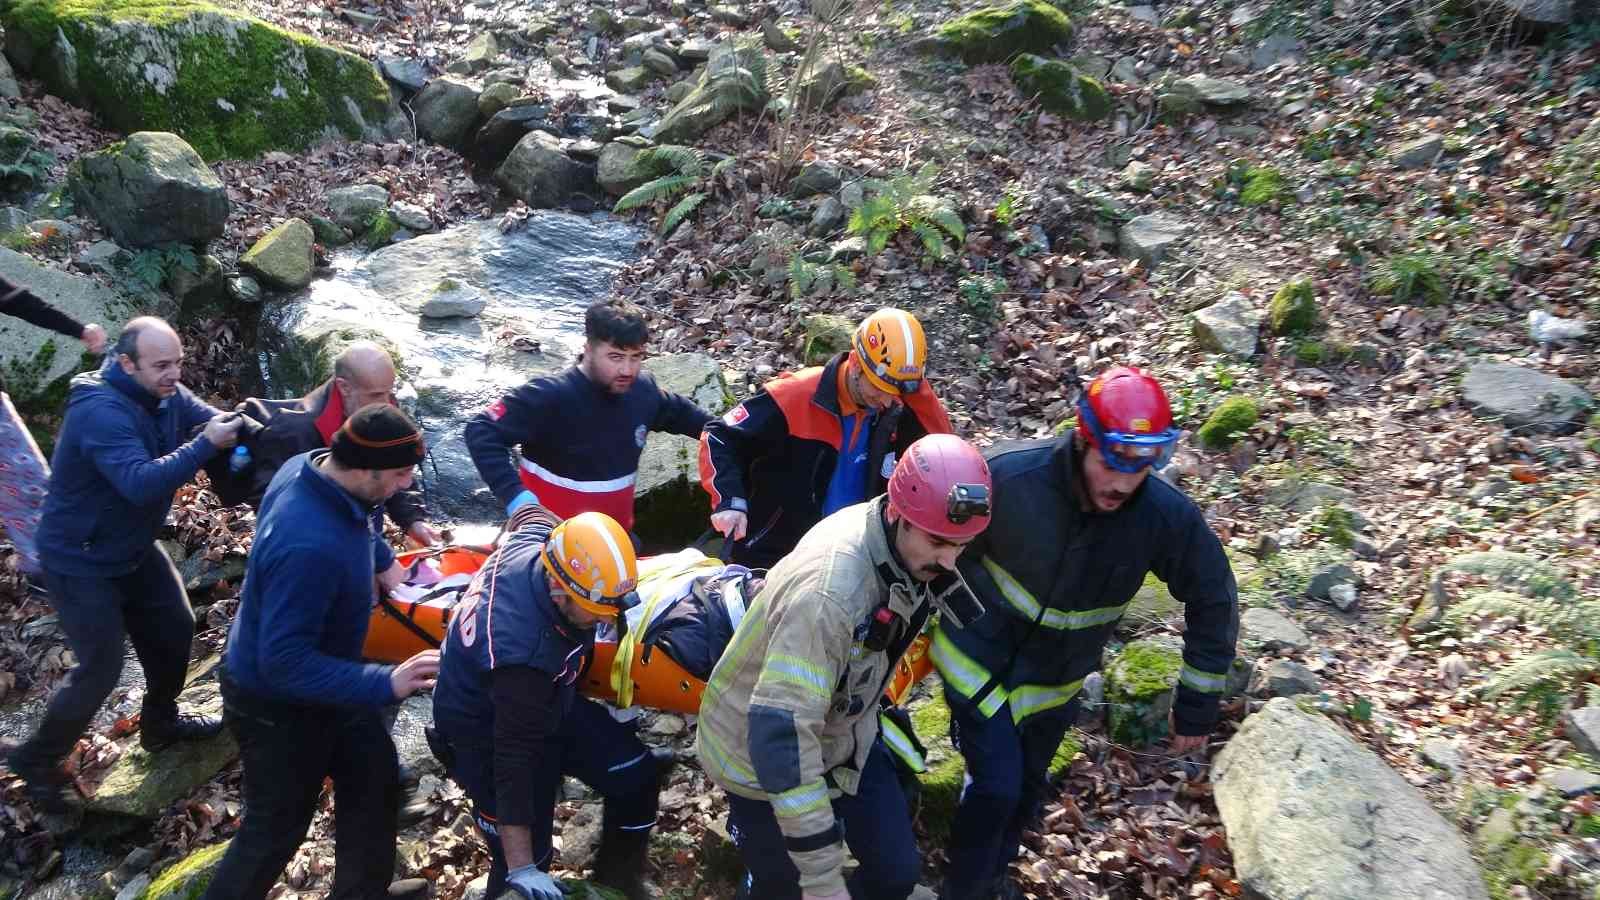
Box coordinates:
[1240,607,1309,653]
[790,162,846,197]
[1540,766,1600,797]
[1176,74,1252,106]
[642,46,679,77]
[459,31,500,72]
[388,201,433,232]
[327,183,391,232]
[74,239,127,275]
[377,55,429,93]
[1118,212,1190,269]
[829,236,867,261]
[762,19,801,52]
[1251,31,1303,70]
[1418,738,1464,778]
[1125,5,1160,23]
[1191,292,1263,358]
[239,218,316,291]
[606,66,652,93]
[421,283,487,318]
[1306,563,1356,601]
[678,38,717,61]
[115,873,151,900]
[808,197,846,237]
[1565,707,1600,758]
[1392,134,1444,170]
[1328,582,1358,611]
[1462,362,1592,434]
[1109,56,1141,84]
[1121,160,1155,193]
[477,81,520,118]
[1248,658,1321,698]
[711,4,752,26]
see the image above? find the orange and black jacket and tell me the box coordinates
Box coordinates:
[698,352,953,569]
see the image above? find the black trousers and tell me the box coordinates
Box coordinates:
[11,544,194,770]
[202,674,400,900]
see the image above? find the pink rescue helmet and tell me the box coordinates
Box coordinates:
[887,434,993,541]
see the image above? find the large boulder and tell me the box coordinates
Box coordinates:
[494,131,595,209]
[0,247,151,410]
[930,1,1074,64]
[1008,54,1111,121]
[1213,698,1491,899]
[1461,362,1592,434]
[1191,291,1263,358]
[652,43,769,144]
[413,76,482,149]
[1,1,400,160]
[634,352,731,551]
[596,142,648,197]
[88,680,237,819]
[68,132,229,248]
[239,218,315,291]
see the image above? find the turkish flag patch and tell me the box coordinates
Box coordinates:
[487,399,508,420]
[723,404,749,426]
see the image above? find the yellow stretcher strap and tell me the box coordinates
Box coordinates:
[610,553,724,707]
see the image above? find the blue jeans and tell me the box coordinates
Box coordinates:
[725,740,919,900]
[942,690,1078,899]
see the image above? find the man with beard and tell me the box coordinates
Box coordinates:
[203,404,440,899]
[932,367,1239,900]
[696,434,993,900]
[465,301,713,534]
[9,317,241,815]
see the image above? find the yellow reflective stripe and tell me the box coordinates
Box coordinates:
[878,712,926,773]
[981,558,1128,631]
[1179,663,1228,694]
[764,654,832,700]
[1009,678,1084,724]
[772,781,830,818]
[695,722,758,785]
[930,627,1007,719]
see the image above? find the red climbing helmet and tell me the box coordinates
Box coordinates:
[887,434,993,541]
[1076,366,1181,473]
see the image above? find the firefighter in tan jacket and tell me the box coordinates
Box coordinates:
[695,434,994,900]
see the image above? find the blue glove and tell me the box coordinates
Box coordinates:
[506,864,564,900]
[506,490,539,516]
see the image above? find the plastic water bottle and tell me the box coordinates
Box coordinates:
[228,445,252,475]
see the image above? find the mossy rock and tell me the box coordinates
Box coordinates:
[239,217,315,291]
[654,42,768,144]
[1105,639,1181,746]
[1195,395,1258,450]
[1008,54,1111,121]
[137,840,229,900]
[933,0,1074,65]
[634,353,733,552]
[800,313,853,365]
[2,0,399,160]
[1124,571,1180,629]
[265,319,403,396]
[1269,277,1318,336]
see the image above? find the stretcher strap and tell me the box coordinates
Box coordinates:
[375,596,444,649]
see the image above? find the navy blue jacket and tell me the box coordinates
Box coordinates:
[937,437,1239,735]
[36,361,221,576]
[223,451,397,707]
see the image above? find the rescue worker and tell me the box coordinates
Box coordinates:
[699,307,954,570]
[933,367,1239,900]
[204,404,439,899]
[696,433,993,900]
[464,301,713,532]
[8,317,240,815]
[204,341,440,546]
[430,507,665,900]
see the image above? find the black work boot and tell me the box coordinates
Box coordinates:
[5,749,81,817]
[140,712,224,752]
[590,824,654,900]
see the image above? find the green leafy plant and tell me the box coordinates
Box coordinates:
[846,163,965,260]
[1367,250,1447,305]
[994,188,1020,226]
[123,244,200,291]
[1221,161,1294,207]
[1481,649,1598,718]
[613,146,735,235]
[957,274,1007,320]
[787,252,857,300]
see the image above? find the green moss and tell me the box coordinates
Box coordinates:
[1295,340,1324,364]
[1105,640,1181,746]
[1269,277,1318,335]
[935,0,1074,64]
[1008,54,1111,121]
[1239,165,1291,206]
[434,277,460,293]
[1196,395,1258,450]
[1124,572,1180,629]
[3,0,393,160]
[1481,839,1550,900]
[800,313,853,366]
[137,841,229,900]
[363,208,399,247]
[1312,505,1357,549]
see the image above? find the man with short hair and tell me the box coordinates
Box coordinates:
[207,341,439,546]
[699,307,954,569]
[9,317,242,813]
[696,434,993,900]
[203,404,441,899]
[934,367,1240,900]
[464,301,712,532]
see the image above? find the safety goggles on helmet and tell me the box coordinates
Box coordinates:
[946,483,991,525]
[546,556,641,614]
[1078,397,1180,474]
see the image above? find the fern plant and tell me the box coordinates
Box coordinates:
[613,146,734,235]
[1444,592,1600,649]
[845,163,966,260]
[123,244,200,291]
[1481,649,1598,717]
[1368,250,1448,305]
[787,251,856,300]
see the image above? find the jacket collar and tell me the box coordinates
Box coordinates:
[103,358,163,415]
[297,450,384,524]
[810,353,848,418]
[310,380,346,445]
[863,496,921,619]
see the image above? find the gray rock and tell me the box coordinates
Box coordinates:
[68,132,229,248]
[596,142,647,196]
[1248,659,1322,698]
[310,214,351,246]
[1251,31,1303,69]
[829,236,868,262]
[44,26,79,98]
[391,693,441,780]
[88,681,236,819]
[791,162,846,197]
[494,131,594,209]
[0,205,30,231]
[678,39,718,61]
[654,43,768,143]
[169,253,226,315]
[378,55,429,93]
[1491,0,1581,26]
[1566,707,1600,759]
[1176,74,1252,106]
[1125,5,1160,23]
[1392,135,1444,170]
[665,79,696,104]
[420,284,487,319]
[1418,738,1464,778]
[1192,291,1262,358]
[1539,766,1600,797]
[711,4,752,26]
[1121,160,1155,193]
[226,275,262,305]
[413,77,482,149]
[459,31,499,72]
[634,353,733,546]
[1118,212,1190,269]
[477,82,520,118]
[0,53,18,99]
[1462,362,1592,434]
[586,8,619,33]
[642,47,680,77]
[471,104,558,171]
[389,202,433,233]
[799,56,873,111]
[808,197,846,237]
[1307,562,1357,601]
[606,66,652,94]
[0,248,148,406]
[115,873,151,900]
[1109,56,1141,85]
[1265,479,1358,514]
[239,218,316,291]
[1240,607,1310,653]
[648,713,687,737]
[327,184,391,233]
[1327,582,1358,611]
[559,807,604,869]
[762,19,801,52]
[1213,698,1491,900]
[179,549,246,594]
[73,240,127,276]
